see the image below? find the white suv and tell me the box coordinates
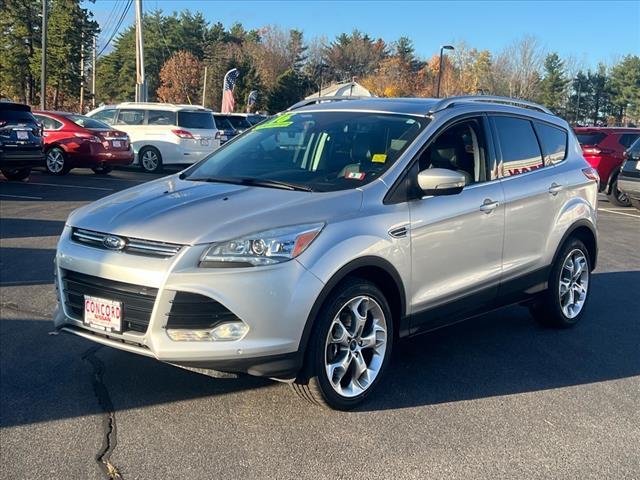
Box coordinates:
[86,103,232,173]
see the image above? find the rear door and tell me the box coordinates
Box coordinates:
[491,115,567,298]
[177,111,216,150]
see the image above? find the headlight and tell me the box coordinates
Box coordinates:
[200,223,324,267]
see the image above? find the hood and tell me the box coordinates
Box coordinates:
[67,175,363,245]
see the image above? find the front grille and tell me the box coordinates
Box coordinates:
[62,270,158,333]
[167,292,238,329]
[72,228,183,258]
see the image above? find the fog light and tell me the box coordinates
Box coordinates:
[166,322,249,342]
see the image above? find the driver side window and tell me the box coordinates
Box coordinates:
[417,118,489,185]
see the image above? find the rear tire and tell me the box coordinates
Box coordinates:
[92,165,113,175]
[139,147,163,173]
[607,177,631,207]
[1,167,31,181]
[529,238,591,328]
[45,147,70,175]
[291,278,394,410]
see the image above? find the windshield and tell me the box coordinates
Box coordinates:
[65,114,111,129]
[213,115,235,130]
[184,111,427,192]
[178,111,214,129]
[225,115,252,130]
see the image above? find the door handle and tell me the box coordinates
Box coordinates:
[480,199,499,213]
[548,183,563,195]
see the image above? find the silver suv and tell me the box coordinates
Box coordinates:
[53,96,599,410]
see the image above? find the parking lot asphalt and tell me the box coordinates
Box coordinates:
[1,169,639,480]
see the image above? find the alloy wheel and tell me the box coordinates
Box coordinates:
[141,150,159,171]
[324,295,387,398]
[46,149,65,174]
[558,249,589,319]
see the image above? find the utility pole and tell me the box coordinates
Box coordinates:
[92,35,97,109]
[202,66,208,107]
[134,0,147,102]
[40,0,48,110]
[79,31,85,112]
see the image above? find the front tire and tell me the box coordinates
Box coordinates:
[45,147,69,175]
[607,177,631,207]
[529,238,591,328]
[1,167,31,181]
[138,147,163,173]
[292,278,393,410]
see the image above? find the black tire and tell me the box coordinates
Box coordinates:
[291,278,394,410]
[529,238,592,328]
[1,167,31,181]
[45,147,70,175]
[92,165,113,175]
[138,146,163,173]
[607,177,631,207]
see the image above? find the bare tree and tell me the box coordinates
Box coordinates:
[495,35,544,100]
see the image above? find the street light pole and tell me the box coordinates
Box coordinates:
[436,45,454,99]
[40,0,48,110]
[134,0,147,102]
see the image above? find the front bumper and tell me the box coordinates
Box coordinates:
[53,227,325,378]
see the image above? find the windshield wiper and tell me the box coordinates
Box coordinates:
[184,175,313,192]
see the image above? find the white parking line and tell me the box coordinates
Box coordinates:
[598,208,640,218]
[0,193,43,200]
[22,182,113,191]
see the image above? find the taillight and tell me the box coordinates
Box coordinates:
[215,131,222,139]
[172,129,194,139]
[73,132,101,143]
[0,120,7,128]
[582,146,614,156]
[582,167,600,186]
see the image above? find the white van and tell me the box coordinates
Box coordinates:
[86,103,233,173]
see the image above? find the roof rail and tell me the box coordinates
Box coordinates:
[286,95,370,111]
[429,95,553,115]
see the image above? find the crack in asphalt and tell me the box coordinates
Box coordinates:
[82,345,124,479]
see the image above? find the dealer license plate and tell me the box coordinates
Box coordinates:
[83,295,122,332]
[16,130,28,140]
[200,139,209,146]
[112,140,122,148]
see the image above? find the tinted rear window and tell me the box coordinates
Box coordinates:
[226,115,252,129]
[535,122,567,165]
[575,132,606,146]
[65,114,111,129]
[493,116,543,177]
[178,111,214,129]
[0,109,36,122]
[213,115,235,130]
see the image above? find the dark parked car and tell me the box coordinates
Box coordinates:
[33,111,133,175]
[618,137,640,211]
[0,102,44,181]
[574,127,640,206]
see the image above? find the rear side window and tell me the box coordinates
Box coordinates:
[116,109,145,125]
[619,133,640,149]
[534,122,567,165]
[91,109,116,124]
[34,115,63,130]
[492,116,543,177]
[178,111,214,129]
[575,132,606,146]
[147,110,176,126]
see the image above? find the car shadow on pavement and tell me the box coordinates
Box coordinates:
[0,271,638,427]
[0,218,65,239]
[0,247,56,287]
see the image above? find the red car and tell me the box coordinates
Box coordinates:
[33,111,134,175]
[574,127,640,206]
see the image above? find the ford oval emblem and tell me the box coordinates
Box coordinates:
[103,235,126,251]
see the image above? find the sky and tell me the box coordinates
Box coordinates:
[89,0,640,68]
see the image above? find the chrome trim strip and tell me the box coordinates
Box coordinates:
[71,228,182,258]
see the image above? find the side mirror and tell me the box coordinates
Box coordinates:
[417,168,466,196]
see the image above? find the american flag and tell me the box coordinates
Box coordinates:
[247,90,258,112]
[221,68,239,113]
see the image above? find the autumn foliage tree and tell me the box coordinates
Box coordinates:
[157,51,203,104]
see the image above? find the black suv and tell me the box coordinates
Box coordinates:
[618,137,640,210]
[0,102,45,181]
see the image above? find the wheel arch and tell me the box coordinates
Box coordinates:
[552,220,598,271]
[294,256,407,373]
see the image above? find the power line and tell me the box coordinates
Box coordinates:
[97,0,121,46]
[96,0,133,58]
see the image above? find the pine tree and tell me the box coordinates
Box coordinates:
[539,53,569,113]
